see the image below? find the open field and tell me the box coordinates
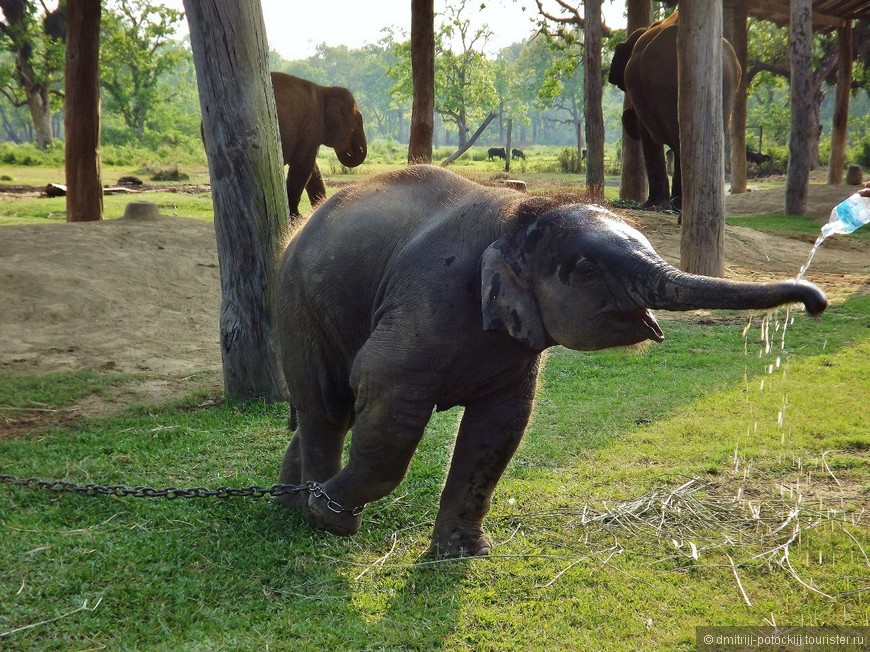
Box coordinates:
[1,165,868,649]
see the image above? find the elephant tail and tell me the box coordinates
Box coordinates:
[288,404,299,431]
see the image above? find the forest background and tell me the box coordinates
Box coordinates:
[1,0,870,175]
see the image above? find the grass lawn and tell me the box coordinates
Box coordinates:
[1,296,868,650]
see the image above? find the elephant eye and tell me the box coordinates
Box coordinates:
[572,259,599,281]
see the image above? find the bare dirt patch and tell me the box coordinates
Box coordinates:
[0,181,867,425]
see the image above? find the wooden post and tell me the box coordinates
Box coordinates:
[827,22,852,185]
[584,0,604,199]
[619,0,651,202]
[727,0,748,194]
[678,0,726,277]
[785,0,813,216]
[505,118,512,173]
[184,0,288,402]
[65,0,103,223]
[408,0,435,164]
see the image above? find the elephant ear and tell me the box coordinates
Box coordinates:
[480,236,548,350]
[323,89,352,147]
[608,28,644,90]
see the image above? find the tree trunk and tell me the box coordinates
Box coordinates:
[25,83,52,149]
[619,0,651,202]
[65,0,103,223]
[785,0,813,216]
[726,0,748,195]
[678,0,726,277]
[583,0,604,200]
[827,22,851,185]
[505,118,512,173]
[440,112,496,166]
[408,0,434,164]
[183,0,288,402]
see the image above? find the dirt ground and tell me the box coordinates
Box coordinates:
[0,180,868,427]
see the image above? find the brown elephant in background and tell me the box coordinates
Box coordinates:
[271,71,367,216]
[609,11,740,211]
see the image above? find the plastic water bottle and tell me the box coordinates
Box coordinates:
[822,192,870,237]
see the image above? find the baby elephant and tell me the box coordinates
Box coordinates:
[275,165,826,558]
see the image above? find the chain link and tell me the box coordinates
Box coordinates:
[0,474,365,515]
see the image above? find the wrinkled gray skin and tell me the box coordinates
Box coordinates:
[275,165,827,558]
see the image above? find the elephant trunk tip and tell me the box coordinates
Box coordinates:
[794,279,827,317]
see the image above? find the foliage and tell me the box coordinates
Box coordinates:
[558,145,582,173]
[100,0,186,138]
[1,296,868,649]
[0,0,65,148]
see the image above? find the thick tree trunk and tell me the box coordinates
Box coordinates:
[65,0,103,223]
[726,0,748,195]
[183,0,288,402]
[785,0,813,216]
[408,0,434,164]
[24,82,52,149]
[619,0,651,202]
[678,1,726,277]
[583,0,604,199]
[827,23,851,185]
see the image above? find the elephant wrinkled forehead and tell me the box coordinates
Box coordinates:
[559,204,658,257]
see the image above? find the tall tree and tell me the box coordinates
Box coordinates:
[100,0,184,137]
[408,0,434,163]
[184,0,287,402]
[583,0,604,197]
[679,1,726,277]
[435,0,495,146]
[619,0,651,203]
[65,0,102,223]
[785,0,813,216]
[0,0,65,149]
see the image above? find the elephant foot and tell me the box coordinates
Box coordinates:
[303,492,363,537]
[427,525,493,559]
[641,197,672,211]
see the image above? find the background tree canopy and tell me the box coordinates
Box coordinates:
[0,1,868,168]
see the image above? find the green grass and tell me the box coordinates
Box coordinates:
[727,214,870,241]
[0,190,215,225]
[2,296,868,650]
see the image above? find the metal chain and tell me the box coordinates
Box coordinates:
[0,474,364,516]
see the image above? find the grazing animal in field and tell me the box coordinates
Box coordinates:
[487,147,507,161]
[746,149,771,166]
[511,148,526,160]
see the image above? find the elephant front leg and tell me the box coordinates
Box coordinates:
[303,383,434,537]
[429,368,538,558]
[305,163,327,209]
[640,131,671,210]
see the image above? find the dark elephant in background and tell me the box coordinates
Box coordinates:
[746,149,771,166]
[609,11,740,210]
[271,72,367,216]
[511,148,526,160]
[274,165,826,558]
[488,147,507,161]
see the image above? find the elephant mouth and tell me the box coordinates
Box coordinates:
[615,308,664,343]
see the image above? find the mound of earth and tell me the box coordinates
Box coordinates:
[0,182,867,390]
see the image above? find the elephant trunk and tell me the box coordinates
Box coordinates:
[337,123,367,168]
[641,266,827,316]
